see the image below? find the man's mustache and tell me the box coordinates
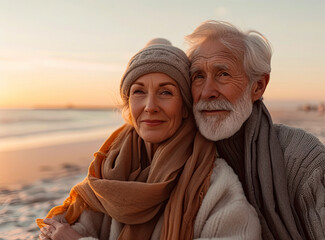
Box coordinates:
[194,99,235,112]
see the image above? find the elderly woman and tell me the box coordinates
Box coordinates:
[37,39,261,240]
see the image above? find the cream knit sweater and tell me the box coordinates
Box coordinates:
[75,158,261,240]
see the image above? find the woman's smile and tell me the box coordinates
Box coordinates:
[141,119,165,126]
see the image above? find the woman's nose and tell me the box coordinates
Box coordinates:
[144,94,159,113]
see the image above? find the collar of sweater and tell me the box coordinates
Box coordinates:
[215,124,247,192]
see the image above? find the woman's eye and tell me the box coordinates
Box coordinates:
[160,90,172,95]
[132,89,145,95]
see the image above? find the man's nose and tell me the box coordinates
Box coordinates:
[200,75,220,100]
[144,94,159,113]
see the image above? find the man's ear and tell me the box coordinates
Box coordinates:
[251,74,270,102]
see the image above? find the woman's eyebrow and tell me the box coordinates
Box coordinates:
[132,82,144,86]
[159,82,177,87]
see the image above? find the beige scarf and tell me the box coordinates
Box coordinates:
[37,118,216,240]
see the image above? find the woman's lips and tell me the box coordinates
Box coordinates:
[141,120,165,126]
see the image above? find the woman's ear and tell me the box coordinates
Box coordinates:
[251,74,270,102]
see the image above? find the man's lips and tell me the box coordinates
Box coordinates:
[141,120,165,126]
[200,109,230,116]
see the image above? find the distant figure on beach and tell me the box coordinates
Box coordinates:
[187,20,325,239]
[37,39,261,239]
[318,103,325,116]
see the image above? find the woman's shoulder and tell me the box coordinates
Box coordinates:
[212,158,240,182]
[194,157,261,239]
[209,158,247,201]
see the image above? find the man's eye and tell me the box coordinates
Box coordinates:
[220,72,230,77]
[192,74,204,81]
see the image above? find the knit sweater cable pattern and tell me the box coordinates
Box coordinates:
[274,124,325,240]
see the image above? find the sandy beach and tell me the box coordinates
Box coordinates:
[0,107,324,239]
[0,138,106,188]
[0,136,109,239]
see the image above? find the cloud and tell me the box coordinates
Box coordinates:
[216,7,229,18]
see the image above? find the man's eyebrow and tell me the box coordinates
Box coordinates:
[212,63,229,71]
[190,66,202,76]
[190,63,229,76]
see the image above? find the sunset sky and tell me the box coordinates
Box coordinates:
[1,0,324,108]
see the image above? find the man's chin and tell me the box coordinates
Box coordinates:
[199,124,238,141]
[196,110,249,141]
[193,86,253,142]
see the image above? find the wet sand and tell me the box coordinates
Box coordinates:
[0,137,108,239]
[0,172,86,239]
[0,138,106,188]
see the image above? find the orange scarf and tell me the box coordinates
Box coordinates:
[37,118,216,240]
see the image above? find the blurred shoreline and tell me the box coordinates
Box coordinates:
[0,108,124,152]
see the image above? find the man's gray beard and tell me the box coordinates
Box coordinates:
[193,87,253,141]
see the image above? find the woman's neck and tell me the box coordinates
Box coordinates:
[144,142,159,162]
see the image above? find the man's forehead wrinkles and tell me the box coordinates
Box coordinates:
[192,54,239,70]
[192,50,232,60]
[192,52,234,64]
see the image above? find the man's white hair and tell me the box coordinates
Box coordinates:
[186,20,273,84]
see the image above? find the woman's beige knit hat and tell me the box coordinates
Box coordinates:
[120,38,192,110]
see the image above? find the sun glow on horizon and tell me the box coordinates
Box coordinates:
[1,0,324,108]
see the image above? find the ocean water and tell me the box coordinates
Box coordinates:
[0,109,124,152]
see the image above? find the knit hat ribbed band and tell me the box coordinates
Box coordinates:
[120,42,192,110]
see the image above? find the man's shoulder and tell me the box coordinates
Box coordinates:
[273,123,325,179]
[273,125,325,239]
[273,123,325,150]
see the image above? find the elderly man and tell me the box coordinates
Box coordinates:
[187,20,325,240]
